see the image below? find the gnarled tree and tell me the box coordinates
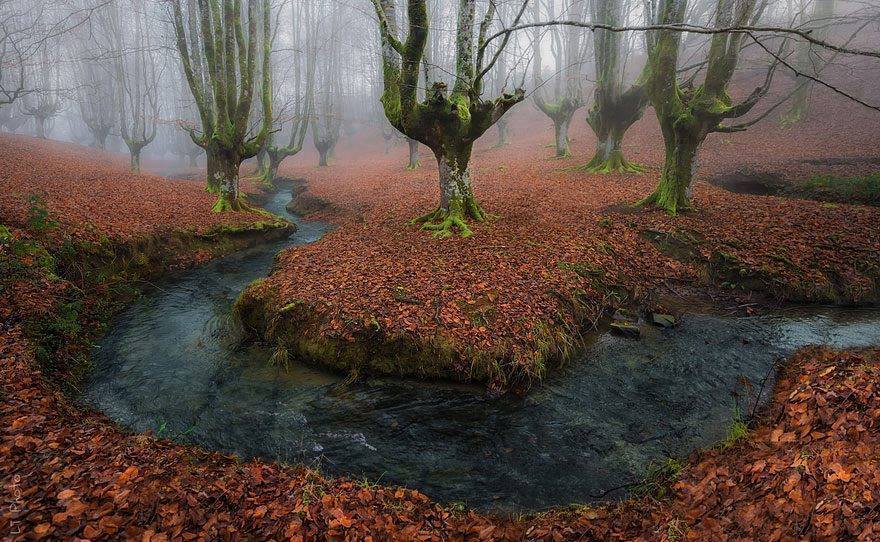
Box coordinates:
[258,0,315,186]
[582,0,650,173]
[171,0,272,211]
[21,42,62,139]
[532,0,587,157]
[372,0,526,238]
[780,0,835,125]
[639,0,777,214]
[109,1,159,173]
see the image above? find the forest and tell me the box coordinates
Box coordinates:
[1,0,879,539]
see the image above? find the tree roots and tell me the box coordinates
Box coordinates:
[637,188,692,216]
[410,201,489,239]
[576,152,646,174]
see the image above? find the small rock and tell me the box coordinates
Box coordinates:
[610,322,641,338]
[651,313,676,328]
[612,308,638,323]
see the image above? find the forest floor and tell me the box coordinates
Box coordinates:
[243,85,880,390]
[2,82,880,539]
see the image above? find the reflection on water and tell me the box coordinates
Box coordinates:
[84,187,880,511]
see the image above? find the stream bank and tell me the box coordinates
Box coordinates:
[85,185,880,512]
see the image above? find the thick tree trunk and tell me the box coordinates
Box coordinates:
[780,82,810,126]
[259,152,281,187]
[317,146,330,167]
[205,151,221,193]
[212,152,244,212]
[35,118,47,139]
[553,117,571,157]
[583,122,644,173]
[130,149,141,173]
[94,130,109,150]
[406,138,421,170]
[640,138,699,215]
[413,146,485,238]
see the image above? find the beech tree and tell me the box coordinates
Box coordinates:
[74,60,115,149]
[109,2,159,173]
[171,0,272,212]
[532,0,587,157]
[21,45,63,139]
[780,0,835,125]
[638,0,779,214]
[582,0,650,172]
[258,0,315,185]
[372,0,526,238]
[311,1,342,168]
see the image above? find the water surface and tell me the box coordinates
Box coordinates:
[85,187,880,511]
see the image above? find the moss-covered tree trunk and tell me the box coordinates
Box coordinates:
[583,120,644,173]
[640,132,700,214]
[640,0,770,214]
[414,144,484,238]
[553,115,572,157]
[212,151,244,212]
[205,150,221,193]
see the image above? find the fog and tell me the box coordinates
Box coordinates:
[0,0,878,199]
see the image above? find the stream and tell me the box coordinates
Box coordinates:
[84,186,880,512]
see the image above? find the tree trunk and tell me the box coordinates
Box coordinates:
[640,137,699,215]
[494,118,509,147]
[553,117,571,157]
[413,146,484,238]
[130,149,141,173]
[259,152,281,187]
[35,118,47,139]
[212,152,244,212]
[95,130,108,150]
[406,138,421,170]
[780,82,810,126]
[205,150,221,193]
[583,122,644,173]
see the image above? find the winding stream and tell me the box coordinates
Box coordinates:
[84,186,880,512]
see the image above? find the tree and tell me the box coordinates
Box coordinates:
[372,0,526,238]
[171,0,273,211]
[780,0,835,125]
[257,0,315,186]
[21,43,63,139]
[581,0,650,173]
[639,0,778,214]
[109,1,159,173]
[311,0,342,168]
[532,0,587,157]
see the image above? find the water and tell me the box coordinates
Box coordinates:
[84,187,880,512]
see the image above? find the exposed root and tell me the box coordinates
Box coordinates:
[411,203,489,239]
[575,152,646,174]
[212,194,254,213]
[636,189,693,216]
[405,160,421,171]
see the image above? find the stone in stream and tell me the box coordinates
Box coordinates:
[651,313,677,328]
[612,308,638,323]
[609,321,641,338]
